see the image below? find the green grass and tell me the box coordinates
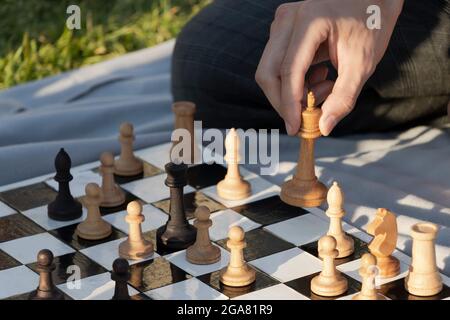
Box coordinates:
[0,0,210,89]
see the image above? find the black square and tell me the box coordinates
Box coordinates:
[0,214,45,243]
[0,249,21,271]
[0,182,57,211]
[49,223,127,250]
[216,228,295,261]
[198,267,280,299]
[231,195,308,226]
[380,278,450,300]
[187,163,227,189]
[98,190,139,215]
[285,272,361,300]
[299,234,369,266]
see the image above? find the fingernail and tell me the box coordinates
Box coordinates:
[321,114,337,136]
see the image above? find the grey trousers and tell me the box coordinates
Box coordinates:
[172,0,449,135]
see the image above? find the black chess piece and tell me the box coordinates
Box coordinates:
[156,162,197,251]
[29,249,64,300]
[48,148,82,221]
[111,258,131,300]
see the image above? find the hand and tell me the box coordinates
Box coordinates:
[255,0,404,136]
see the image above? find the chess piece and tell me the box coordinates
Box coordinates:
[367,208,400,278]
[171,101,200,164]
[156,162,197,250]
[111,258,131,300]
[186,206,221,265]
[114,122,143,176]
[100,152,126,207]
[311,235,348,297]
[219,226,255,287]
[119,201,154,260]
[353,253,386,300]
[216,128,251,200]
[326,182,354,258]
[405,222,443,296]
[29,249,64,300]
[280,92,327,207]
[76,183,112,240]
[47,148,82,221]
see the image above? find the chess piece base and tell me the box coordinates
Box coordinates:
[331,233,354,259]
[217,179,251,200]
[310,274,348,297]
[76,221,112,240]
[186,244,221,265]
[29,288,64,300]
[48,199,82,221]
[376,255,400,278]
[119,239,154,260]
[101,189,126,208]
[156,224,197,251]
[114,158,143,176]
[220,266,256,287]
[405,271,443,297]
[280,178,327,208]
[352,292,387,300]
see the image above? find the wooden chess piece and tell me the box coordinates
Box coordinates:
[156,162,197,250]
[219,226,255,287]
[353,253,386,300]
[280,92,327,207]
[100,152,126,207]
[186,206,221,265]
[119,201,154,260]
[111,258,131,300]
[367,208,400,278]
[171,101,200,164]
[326,181,354,258]
[405,222,443,296]
[76,183,112,240]
[29,249,64,300]
[114,122,143,176]
[311,235,348,297]
[216,128,251,200]
[48,148,82,221]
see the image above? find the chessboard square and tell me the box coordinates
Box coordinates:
[0,182,57,211]
[0,233,75,264]
[46,170,101,198]
[103,204,167,234]
[135,142,172,171]
[96,190,138,216]
[0,201,16,218]
[0,266,40,300]
[201,169,280,208]
[57,272,139,300]
[250,248,322,283]
[0,250,21,271]
[122,173,195,204]
[231,195,308,226]
[0,213,45,242]
[23,205,87,231]
[80,238,159,270]
[145,277,228,300]
[165,246,230,277]
[26,251,108,285]
[264,213,328,246]
[206,209,261,241]
[380,278,450,300]
[186,163,227,189]
[232,283,309,300]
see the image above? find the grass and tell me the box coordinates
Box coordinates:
[0,0,210,89]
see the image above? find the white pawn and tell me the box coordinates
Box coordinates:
[114,123,143,177]
[76,183,112,240]
[326,182,354,258]
[100,152,126,208]
[217,128,251,200]
[353,253,386,300]
[119,201,154,260]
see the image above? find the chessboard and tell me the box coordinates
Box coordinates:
[0,141,449,300]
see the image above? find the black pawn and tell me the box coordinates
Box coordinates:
[29,249,64,300]
[111,258,131,300]
[48,148,82,221]
[156,162,197,251]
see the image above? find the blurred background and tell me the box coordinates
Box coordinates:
[0,0,210,89]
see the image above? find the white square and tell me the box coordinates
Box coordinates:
[57,272,139,300]
[145,278,228,300]
[0,233,75,264]
[23,205,87,230]
[264,213,329,246]
[0,201,16,218]
[165,246,230,276]
[46,170,102,198]
[232,283,309,300]
[136,143,172,170]
[122,174,195,204]
[103,204,167,234]
[250,248,322,283]
[80,238,159,270]
[205,209,261,241]
[0,266,40,299]
[201,168,280,207]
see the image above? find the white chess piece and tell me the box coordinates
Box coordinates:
[114,123,143,176]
